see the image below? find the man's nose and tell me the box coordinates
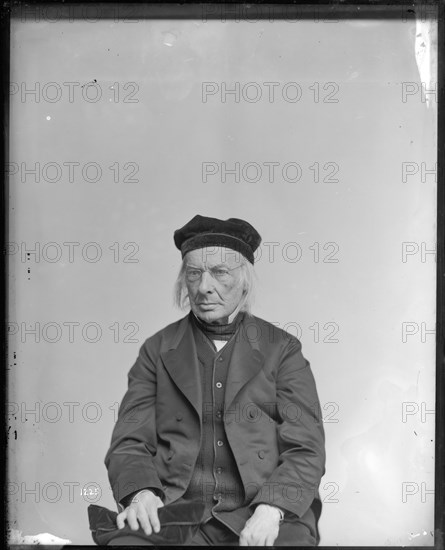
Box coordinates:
[198,271,214,293]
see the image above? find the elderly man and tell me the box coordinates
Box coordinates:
[104,215,325,546]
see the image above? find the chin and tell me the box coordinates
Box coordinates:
[194,308,225,324]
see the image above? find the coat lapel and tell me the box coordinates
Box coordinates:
[160,316,202,419]
[159,314,265,418]
[224,316,265,410]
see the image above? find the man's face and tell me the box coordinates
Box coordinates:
[185,247,246,324]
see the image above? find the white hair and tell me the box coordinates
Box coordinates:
[173,255,256,315]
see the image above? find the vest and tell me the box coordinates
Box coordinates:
[181,314,248,523]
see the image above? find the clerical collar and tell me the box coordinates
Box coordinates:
[191,310,245,341]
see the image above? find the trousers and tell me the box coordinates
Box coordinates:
[108,516,317,546]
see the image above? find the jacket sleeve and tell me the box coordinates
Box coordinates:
[250,337,326,518]
[104,339,164,508]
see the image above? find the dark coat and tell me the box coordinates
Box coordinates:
[105,313,326,532]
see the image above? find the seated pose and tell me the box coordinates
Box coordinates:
[104,215,326,546]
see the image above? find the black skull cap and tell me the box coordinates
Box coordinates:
[174,215,262,264]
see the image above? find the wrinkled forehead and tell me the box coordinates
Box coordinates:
[184,247,244,268]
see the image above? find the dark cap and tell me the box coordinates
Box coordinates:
[174,215,262,264]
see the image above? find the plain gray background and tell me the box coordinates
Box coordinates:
[7,10,437,546]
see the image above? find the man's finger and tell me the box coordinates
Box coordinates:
[137,508,152,536]
[126,508,140,531]
[116,510,127,530]
[239,532,248,546]
[147,506,161,533]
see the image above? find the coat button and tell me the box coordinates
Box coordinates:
[258,450,265,459]
[176,413,183,421]
[218,357,224,362]
[216,382,222,389]
[216,467,223,474]
[217,440,224,447]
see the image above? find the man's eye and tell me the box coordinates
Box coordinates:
[187,270,200,276]
[214,270,229,277]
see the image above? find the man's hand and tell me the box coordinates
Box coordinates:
[116,489,164,536]
[239,504,282,546]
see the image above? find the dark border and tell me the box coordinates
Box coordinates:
[1,1,10,548]
[2,1,443,549]
[5,1,440,20]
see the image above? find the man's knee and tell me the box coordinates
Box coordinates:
[274,521,318,546]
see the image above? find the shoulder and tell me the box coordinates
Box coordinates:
[141,314,190,352]
[243,314,302,350]
[246,316,309,374]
